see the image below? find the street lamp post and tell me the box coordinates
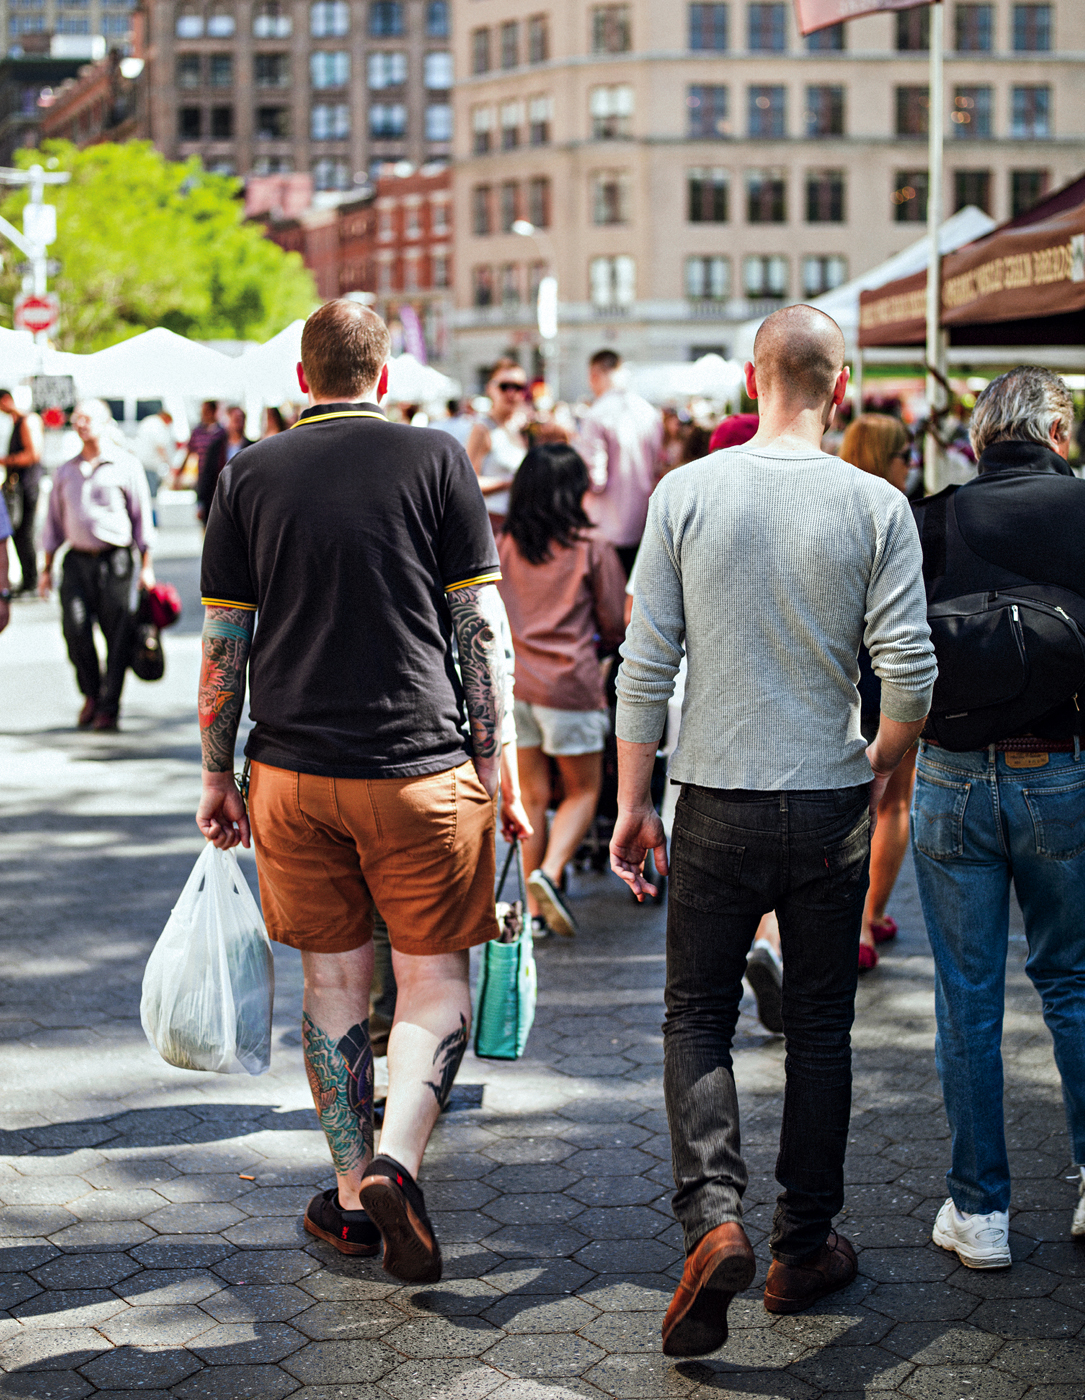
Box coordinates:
[512,219,560,402]
[0,162,70,350]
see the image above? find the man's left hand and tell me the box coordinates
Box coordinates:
[139,564,156,592]
[197,771,250,849]
[473,752,501,799]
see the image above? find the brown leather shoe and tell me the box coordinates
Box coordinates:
[661,1221,756,1357]
[763,1229,857,1314]
[77,697,97,728]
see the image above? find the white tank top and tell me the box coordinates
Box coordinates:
[479,415,525,516]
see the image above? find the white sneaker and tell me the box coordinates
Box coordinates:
[1072,1169,1085,1238]
[932,1198,1012,1269]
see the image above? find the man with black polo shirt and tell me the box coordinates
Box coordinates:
[197,299,507,1285]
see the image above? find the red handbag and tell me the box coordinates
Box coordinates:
[141,582,183,630]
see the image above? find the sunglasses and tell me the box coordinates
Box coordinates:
[497,381,528,394]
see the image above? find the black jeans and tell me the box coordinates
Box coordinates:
[60,547,137,717]
[5,468,39,590]
[664,782,870,1265]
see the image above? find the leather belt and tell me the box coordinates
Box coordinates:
[926,736,1077,753]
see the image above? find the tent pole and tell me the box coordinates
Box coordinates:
[852,349,864,418]
[924,0,946,493]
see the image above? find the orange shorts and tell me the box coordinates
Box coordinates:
[248,760,499,957]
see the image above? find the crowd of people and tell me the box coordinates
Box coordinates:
[3,295,1084,1362]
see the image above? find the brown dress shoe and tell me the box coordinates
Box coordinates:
[661,1221,756,1357]
[763,1229,857,1314]
[92,711,119,732]
[77,697,97,728]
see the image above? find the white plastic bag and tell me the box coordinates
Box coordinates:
[141,844,274,1075]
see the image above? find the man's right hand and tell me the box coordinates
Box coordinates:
[610,805,668,901]
[37,575,51,599]
[197,771,250,849]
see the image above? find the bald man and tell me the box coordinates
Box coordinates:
[612,305,936,1354]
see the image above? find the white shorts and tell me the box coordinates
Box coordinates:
[513,700,609,757]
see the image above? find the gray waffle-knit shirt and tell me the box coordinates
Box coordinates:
[615,444,937,791]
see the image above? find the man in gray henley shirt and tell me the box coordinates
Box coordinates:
[611,305,936,1356]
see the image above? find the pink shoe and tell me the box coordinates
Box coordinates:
[870,917,897,945]
[858,943,878,973]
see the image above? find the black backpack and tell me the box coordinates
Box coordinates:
[918,488,1085,751]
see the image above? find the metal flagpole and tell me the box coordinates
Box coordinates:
[924,0,946,492]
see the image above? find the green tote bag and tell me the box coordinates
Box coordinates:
[473,840,537,1060]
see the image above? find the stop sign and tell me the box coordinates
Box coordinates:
[14,292,59,335]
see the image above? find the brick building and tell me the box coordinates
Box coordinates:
[38,47,146,145]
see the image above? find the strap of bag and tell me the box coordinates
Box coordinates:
[920,490,951,591]
[495,838,524,904]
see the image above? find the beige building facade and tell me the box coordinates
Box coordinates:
[450,0,1085,397]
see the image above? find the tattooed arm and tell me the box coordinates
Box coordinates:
[447,582,506,798]
[196,605,255,849]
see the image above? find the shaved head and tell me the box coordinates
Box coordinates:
[752,305,846,408]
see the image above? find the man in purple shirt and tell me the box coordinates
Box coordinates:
[40,400,156,732]
[189,400,226,526]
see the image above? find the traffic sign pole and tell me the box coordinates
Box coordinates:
[0,162,69,351]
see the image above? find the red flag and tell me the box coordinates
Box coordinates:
[794,0,933,37]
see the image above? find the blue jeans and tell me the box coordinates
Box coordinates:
[664,783,870,1265]
[912,741,1085,1215]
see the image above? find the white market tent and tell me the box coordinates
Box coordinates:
[0,326,43,382]
[731,205,998,364]
[75,327,241,400]
[624,352,746,408]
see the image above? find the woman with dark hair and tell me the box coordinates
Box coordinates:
[498,443,627,937]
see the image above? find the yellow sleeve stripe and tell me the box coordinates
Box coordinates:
[445,571,502,594]
[202,597,258,611]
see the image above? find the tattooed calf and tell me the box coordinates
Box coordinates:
[302,1013,374,1175]
[425,1014,468,1110]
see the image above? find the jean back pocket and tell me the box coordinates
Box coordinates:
[671,828,745,913]
[913,769,972,860]
[1023,779,1085,860]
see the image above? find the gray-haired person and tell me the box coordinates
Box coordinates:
[911,367,1085,1268]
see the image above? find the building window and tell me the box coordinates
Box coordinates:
[952,86,991,139]
[433,253,450,288]
[748,85,785,138]
[425,103,452,141]
[207,7,234,36]
[746,167,786,222]
[896,86,929,137]
[590,254,636,308]
[500,20,519,67]
[405,203,421,239]
[253,156,293,174]
[426,0,448,38]
[177,54,201,87]
[892,170,929,221]
[591,170,629,225]
[499,263,521,306]
[102,8,130,29]
[529,95,552,145]
[592,4,631,52]
[528,13,549,61]
[688,167,728,222]
[590,84,633,139]
[1011,85,1050,138]
[424,51,452,89]
[432,200,450,235]
[368,51,406,87]
[403,254,421,292]
[311,1,347,34]
[472,105,494,154]
[802,255,846,296]
[955,4,992,51]
[210,104,233,137]
[253,1,290,35]
[499,182,520,233]
[178,105,201,138]
[896,5,929,49]
[257,105,290,139]
[743,254,788,299]
[501,101,523,149]
[204,54,233,89]
[472,185,492,236]
[689,3,728,50]
[528,176,551,228]
[1013,4,1051,50]
[311,51,349,88]
[748,3,785,51]
[688,84,729,139]
[806,21,843,49]
[806,168,844,222]
[369,1,403,37]
[55,14,88,28]
[176,7,202,36]
[806,85,844,137]
[685,255,731,300]
[312,102,349,139]
[255,53,290,86]
[370,103,406,137]
[953,168,990,213]
[314,157,349,190]
[474,266,494,307]
[1010,168,1048,216]
[472,27,491,74]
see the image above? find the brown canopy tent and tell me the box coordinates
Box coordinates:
[859,175,1085,353]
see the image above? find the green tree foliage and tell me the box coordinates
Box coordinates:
[0,141,316,351]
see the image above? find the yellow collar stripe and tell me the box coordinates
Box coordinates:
[291,411,388,427]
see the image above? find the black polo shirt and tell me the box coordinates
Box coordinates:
[200,402,501,778]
